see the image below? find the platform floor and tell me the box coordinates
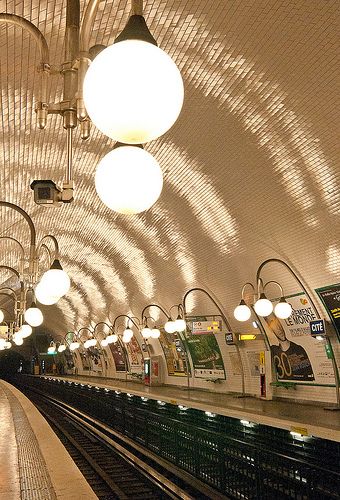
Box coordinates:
[0,380,97,500]
[50,374,340,442]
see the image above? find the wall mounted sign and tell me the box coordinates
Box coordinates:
[191,319,222,334]
[316,284,340,341]
[258,292,334,385]
[309,319,326,336]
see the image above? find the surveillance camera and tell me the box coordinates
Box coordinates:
[30,180,73,206]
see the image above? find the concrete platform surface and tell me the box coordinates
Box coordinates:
[49,375,340,443]
[0,380,97,500]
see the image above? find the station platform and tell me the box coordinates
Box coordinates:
[0,380,96,500]
[49,375,340,443]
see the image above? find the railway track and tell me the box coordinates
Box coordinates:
[23,386,227,500]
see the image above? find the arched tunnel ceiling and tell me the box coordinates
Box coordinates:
[0,0,339,336]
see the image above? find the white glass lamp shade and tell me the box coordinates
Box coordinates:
[106,333,118,344]
[101,338,108,347]
[58,344,66,353]
[84,339,91,349]
[95,146,163,215]
[234,301,251,322]
[141,327,152,339]
[174,318,186,332]
[48,345,56,354]
[25,304,43,327]
[164,320,176,334]
[13,334,23,346]
[254,295,274,317]
[20,324,33,338]
[150,328,160,339]
[274,300,292,319]
[83,39,184,144]
[122,333,131,343]
[123,328,133,341]
[4,341,11,349]
[0,338,6,349]
[69,341,80,351]
[41,260,70,297]
[0,310,4,323]
[35,281,60,305]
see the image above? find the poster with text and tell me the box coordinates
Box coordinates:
[158,328,188,376]
[258,292,334,384]
[109,342,127,372]
[185,333,226,379]
[316,284,340,341]
[125,336,144,373]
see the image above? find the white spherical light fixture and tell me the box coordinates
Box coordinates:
[274,299,292,320]
[174,318,186,332]
[234,301,251,322]
[83,39,184,144]
[4,340,11,349]
[20,324,33,338]
[106,333,118,344]
[141,327,152,339]
[101,338,108,347]
[164,320,176,334]
[0,310,4,323]
[150,328,160,339]
[35,281,60,305]
[254,294,274,317]
[69,341,80,351]
[24,303,44,327]
[40,259,70,297]
[95,145,163,215]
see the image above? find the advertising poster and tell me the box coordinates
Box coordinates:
[109,342,127,372]
[87,346,103,373]
[259,292,334,384]
[316,284,340,341]
[246,351,261,377]
[125,336,144,373]
[185,329,226,380]
[79,349,91,371]
[158,328,188,376]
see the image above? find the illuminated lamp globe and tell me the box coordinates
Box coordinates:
[234,301,251,322]
[58,344,66,353]
[95,145,163,215]
[106,333,118,344]
[41,259,70,297]
[4,341,11,349]
[164,320,176,334]
[0,310,4,323]
[123,328,134,341]
[141,327,152,339]
[0,338,6,349]
[254,294,273,317]
[174,318,186,332]
[24,303,43,327]
[69,341,80,351]
[13,334,23,346]
[83,40,184,144]
[20,324,33,339]
[35,281,60,306]
[101,338,108,347]
[274,299,292,320]
[150,328,160,339]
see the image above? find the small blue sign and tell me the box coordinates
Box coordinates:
[309,319,326,336]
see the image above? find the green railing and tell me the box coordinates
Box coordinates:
[10,375,340,500]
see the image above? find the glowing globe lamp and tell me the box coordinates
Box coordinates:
[234,300,251,322]
[20,324,33,338]
[4,340,11,349]
[141,327,152,339]
[150,328,160,339]
[0,338,6,349]
[106,333,118,344]
[274,299,292,319]
[164,320,176,334]
[0,310,4,323]
[24,303,43,327]
[35,281,60,305]
[69,341,80,351]
[41,259,70,297]
[101,338,108,347]
[95,145,163,214]
[174,318,186,332]
[254,294,274,317]
[83,39,184,144]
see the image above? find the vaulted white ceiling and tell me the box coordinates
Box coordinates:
[0,0,339,335]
